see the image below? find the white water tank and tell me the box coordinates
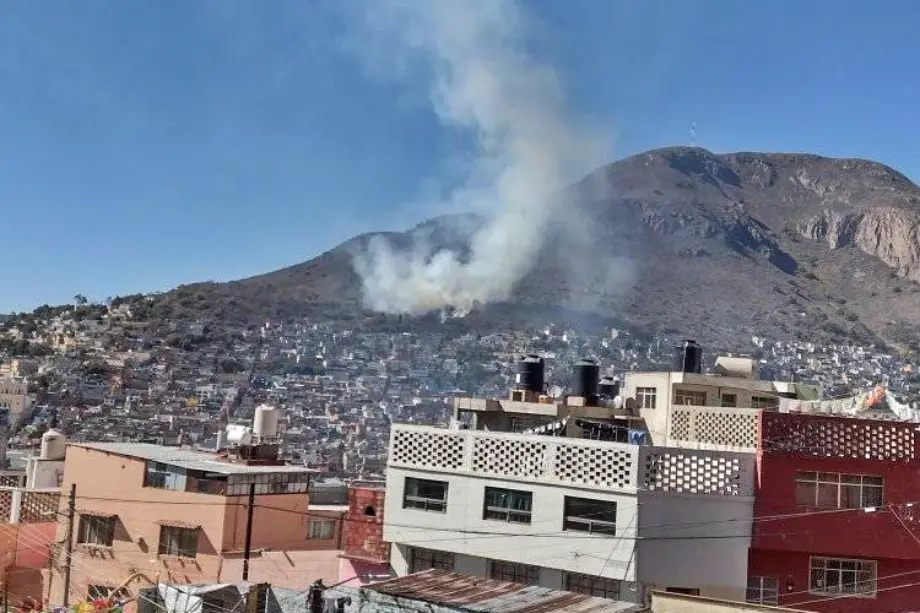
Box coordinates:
[41,429,66,460]
[253,404,279,439]
[225,424,252,446]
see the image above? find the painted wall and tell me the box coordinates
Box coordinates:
[384,467,639,581]
[749,549,920,613]
[637,491,753,601]
[49,446,317,605]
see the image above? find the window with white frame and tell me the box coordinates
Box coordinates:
[483,487,533,524]
[809,556,876,596]
[565,573,621,599]
[795,472,884,509]
[488,560,540,585]
[674,389,706,406]
[403,477,448,513]
[308,519,336,540]
[746,577,779,605]
[636,387,657,409]
[408,548,454,573]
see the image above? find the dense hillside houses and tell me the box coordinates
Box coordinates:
[2,301,920,610]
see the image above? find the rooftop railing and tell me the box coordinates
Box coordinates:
[388,424,754,497]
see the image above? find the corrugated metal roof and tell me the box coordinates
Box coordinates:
[70,442,312,475]
[361,570,643,613]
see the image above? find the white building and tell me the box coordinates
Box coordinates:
[383,424,755,603]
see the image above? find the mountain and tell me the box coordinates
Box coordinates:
[154,147,920,348]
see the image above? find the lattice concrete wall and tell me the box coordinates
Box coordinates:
[472,437,548,480]
[552,441,635,489]
[668,407,759,450]
[390,425,639,490]
[761,412,917,462]
[20,491,60,523]
[389,427,467,470]
[640,447,754,496]
[0,490,11,523]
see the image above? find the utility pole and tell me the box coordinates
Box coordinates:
[242,482,255,581]
[63,483,76,607]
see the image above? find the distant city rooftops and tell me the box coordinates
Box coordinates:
[70,442,311,475]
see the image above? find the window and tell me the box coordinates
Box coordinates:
[78,515,116,547]
[674,389,706,406]
[309,519,336,540]
[746,577,779,605]
[403,477,449,513]
[483,487,532,524]
[809,556,877,596]
[488,560,539,585]
[636,387,657,409]
[565,573,621,598]
[795,472,884,509]
[158,526,198,558]
[563,497,616,536]
[751,396,778,409]
[721,393,737,408]
[408,548,454,573]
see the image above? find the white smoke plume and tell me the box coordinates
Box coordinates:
[350,0,610,315]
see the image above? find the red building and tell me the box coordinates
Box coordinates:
[749,411,920,612]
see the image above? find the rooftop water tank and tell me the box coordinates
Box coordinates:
[598,376,620,399]
[226,424,253,446]
[674,340,703,374]
[514,355,545,394]
[253,404,279,439]
[572,359,600,405]
[40,429,66,461]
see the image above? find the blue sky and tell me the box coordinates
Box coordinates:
[1,0,918,312]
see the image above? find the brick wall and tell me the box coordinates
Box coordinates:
[343,486,389,563]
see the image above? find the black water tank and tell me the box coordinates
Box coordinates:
[674,339,703,374]
[572,358,600,405]
[514,354,545,393]
[598,376,620,398]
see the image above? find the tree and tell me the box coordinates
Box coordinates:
[73,294,88,306]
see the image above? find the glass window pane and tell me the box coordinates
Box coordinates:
[817,483,838,508]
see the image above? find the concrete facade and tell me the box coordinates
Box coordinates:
[383,424,755,601]
[47,443,322,605]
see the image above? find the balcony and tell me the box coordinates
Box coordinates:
[667,405,760,452]
[389,425,754,497]
[760,412,919,463]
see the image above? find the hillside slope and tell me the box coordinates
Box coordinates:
[154,147,920,347]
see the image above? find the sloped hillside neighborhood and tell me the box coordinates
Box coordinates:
[1,301,920,612]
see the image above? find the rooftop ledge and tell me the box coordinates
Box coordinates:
[388,424,755,498]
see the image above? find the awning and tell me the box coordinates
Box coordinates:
[156,519,200,529]
[80,510,118,519]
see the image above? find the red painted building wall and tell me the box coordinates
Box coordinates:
[751,412,920,612]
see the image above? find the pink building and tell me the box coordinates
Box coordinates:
[48,442,336,606]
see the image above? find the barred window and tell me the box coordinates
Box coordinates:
[408,548,454,573]
[746,577,778,605]
[809,556,877,597]
[488,560,539,585]
[565,573,621,599]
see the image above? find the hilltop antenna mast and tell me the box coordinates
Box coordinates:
[690,121,697,146]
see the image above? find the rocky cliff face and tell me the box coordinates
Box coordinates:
[798,208,920,281]
[152,147,920,349]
